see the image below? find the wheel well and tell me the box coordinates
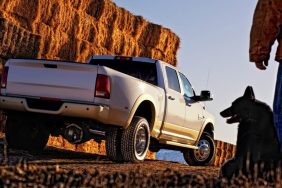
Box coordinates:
[134,101,155,129]
[203,123,214,138]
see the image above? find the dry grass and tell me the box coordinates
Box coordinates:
[0,160,280,187]
[0,131,278,187]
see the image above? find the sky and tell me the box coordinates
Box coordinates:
[112,0,279,145]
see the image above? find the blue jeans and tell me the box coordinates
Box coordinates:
[273,63,282,156]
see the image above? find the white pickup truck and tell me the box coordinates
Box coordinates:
[0,55,215,165]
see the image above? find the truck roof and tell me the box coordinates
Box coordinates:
[90,55,157,64]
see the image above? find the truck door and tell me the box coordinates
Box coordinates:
[159,66,186,142]
[179,72,204,144]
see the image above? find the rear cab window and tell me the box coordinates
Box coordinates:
[90,59,158,86]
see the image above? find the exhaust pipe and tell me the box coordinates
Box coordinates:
[64,123,83,144]
[63,122,106,144]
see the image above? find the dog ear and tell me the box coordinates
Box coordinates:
[243,86,255,99]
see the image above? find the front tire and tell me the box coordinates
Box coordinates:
[183,132,215,166]
[121,116,150,162]
[5,114,50,153]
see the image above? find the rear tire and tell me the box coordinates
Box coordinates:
[106,128,123,162]
[121,116,150,162]
[5,114,50,153]
[183,132,215,166]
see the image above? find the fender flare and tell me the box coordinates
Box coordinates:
[196,118,215,143]
[125,94,157,129]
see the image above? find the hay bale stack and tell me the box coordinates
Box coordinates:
[213,140,236,167]
[47,136,156,160]
[0,18,41,59]
[0,0,180,158]
[0,0,180,64]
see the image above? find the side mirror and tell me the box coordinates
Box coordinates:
[200,90,213,101]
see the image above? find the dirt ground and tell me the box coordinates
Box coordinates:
[0,137,226,187]
[0,138,220,177]
[0,137,280,187]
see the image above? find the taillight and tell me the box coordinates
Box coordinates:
[95,74,110,99]
[1,66,9,89]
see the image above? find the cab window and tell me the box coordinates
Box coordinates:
[165,67,181,92]
[179,72,194,98]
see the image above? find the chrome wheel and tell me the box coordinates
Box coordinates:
[194,139,211,162]
[135,125,148,156]
[183,132,215,166]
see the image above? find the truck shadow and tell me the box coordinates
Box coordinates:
[0,136,107,163]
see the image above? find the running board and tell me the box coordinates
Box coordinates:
[160,140,198,149]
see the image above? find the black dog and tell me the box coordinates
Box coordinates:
[219,86,280,178]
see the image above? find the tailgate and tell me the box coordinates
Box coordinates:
[5,59,98,102]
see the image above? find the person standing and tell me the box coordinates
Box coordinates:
[249,0,282,155]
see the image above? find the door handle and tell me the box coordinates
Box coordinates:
[168,96,175,100]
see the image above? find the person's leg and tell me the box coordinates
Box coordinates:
[273,63,282,157]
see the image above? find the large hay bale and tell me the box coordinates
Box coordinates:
[10,0,39,29]
[85,0,105,21]
[47,136,155,160]
[213,140,236,167]
[0,18,41,59]
[138,23,162,48]
[0,0,180,64]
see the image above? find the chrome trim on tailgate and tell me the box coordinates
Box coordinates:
[3,94,99,105]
